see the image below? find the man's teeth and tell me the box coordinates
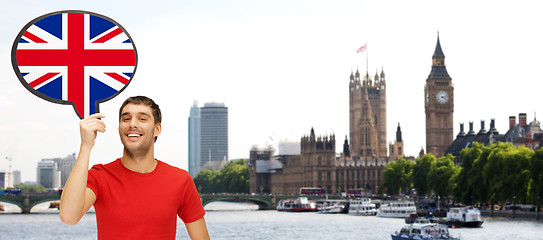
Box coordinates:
[128,134,140,137]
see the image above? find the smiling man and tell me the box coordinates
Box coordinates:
[60,96,210,240]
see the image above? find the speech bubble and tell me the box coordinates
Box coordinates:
[11,10,137,119]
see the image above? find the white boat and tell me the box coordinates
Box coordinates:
[377,200,416,218]
[348,198,377,216]
[446,207,483,228]
[317,200,348,214]
[391,218,460,240]
[277,197,317,212]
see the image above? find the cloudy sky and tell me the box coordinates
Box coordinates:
[1,0,542,181]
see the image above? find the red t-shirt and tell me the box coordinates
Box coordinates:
[87,159,205,240]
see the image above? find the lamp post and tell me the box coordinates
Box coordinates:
[537,196,540,220]
[491,194,495,218]
[513,196,517,218]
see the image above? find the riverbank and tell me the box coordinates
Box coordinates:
[481,209,542,220]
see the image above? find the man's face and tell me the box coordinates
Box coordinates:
[118,103,161,154]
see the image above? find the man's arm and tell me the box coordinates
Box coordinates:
[184,217,210,240]
[59,113,105,225]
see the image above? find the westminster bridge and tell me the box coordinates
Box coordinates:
[0,193,340,213]
[0,193,61,213]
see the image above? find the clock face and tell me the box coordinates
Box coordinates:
[436,90,449,104]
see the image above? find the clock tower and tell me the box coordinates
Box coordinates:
[424,35,454,157]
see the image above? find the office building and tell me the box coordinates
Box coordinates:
[43,153,76,188]
[37,160,61,189]
[188,101,201,177]
[200,102,228,171]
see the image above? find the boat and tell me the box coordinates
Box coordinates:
[377,200,417,218]
[277,197,317,212]
[446,207,483,228]
[317,200,348,214]
[391,218,460,240]
[348,198,377,216]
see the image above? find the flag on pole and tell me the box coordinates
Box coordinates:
[356,44,367,53]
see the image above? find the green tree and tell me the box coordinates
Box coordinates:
[428,154,459,198]
[13,183,47,193]
[382,158,414,196]
[530,149,543,205]
[193,159,250,194]
[411,154,435,196]
[193,169,220,194]
[217,159,250,193]
[484,142,533,203]
[454,142,484,204]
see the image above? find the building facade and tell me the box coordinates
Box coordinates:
[43,153,76,188]
[200,102,228,171]
[349,68,387,159]
[37,160,61,189]
[425,35,454,157]
[447,113,543,164]
[188,101,201,177]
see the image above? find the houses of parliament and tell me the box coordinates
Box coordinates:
[249,36,454,194]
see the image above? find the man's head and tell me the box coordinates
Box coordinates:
[118,96,162,156]
[119,96,162,125]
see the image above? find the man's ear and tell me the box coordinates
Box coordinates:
[154,123,162,138]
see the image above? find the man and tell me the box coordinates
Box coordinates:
[60,96,210,240]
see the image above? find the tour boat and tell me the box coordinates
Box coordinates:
[391,218,460,240]
[446,207,483,228]
[317,200,348,214]
[377,200,417,218]
[276,197,317,212]
[348,198,377,216]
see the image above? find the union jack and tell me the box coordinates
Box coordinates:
[12,11,137,119]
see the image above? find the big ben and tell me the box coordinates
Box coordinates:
[424,35,454,157]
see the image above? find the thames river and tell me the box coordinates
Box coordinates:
[0,202,541,240]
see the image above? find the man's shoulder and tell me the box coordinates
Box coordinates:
[90,158,121,171]
[157,160,190,176]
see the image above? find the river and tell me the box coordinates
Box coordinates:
[0,202,541,239]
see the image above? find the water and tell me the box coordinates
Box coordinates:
[1,202,542,240]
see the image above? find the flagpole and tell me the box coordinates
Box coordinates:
[366,42,369,81]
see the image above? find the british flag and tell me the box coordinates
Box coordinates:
[12,11,137,119]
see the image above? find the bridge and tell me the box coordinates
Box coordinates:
[0,194,61,213]
[200,194,341,210]
[1,193,339,213]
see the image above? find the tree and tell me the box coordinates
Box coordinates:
[193,159,250,194]
[14,183,47,193]
[193,169,220,194]
[530,149,543,205]
[483,142,533,203]
[382,158,414,196]
[454,142,484,204]
[428,154,459,198]
[411,154,435,196]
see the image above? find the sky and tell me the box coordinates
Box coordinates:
[1,0,542,182]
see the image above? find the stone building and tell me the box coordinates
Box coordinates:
[446,113,543,165]
[425,35,454,157]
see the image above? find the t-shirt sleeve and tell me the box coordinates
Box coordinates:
[178,175,205,223]
[86,164,103,200]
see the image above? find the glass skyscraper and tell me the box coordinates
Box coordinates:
[188,102,201,177]
[188,101,228,177]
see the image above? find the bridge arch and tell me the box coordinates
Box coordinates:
[0,194,61,213]
[200,194,274,210]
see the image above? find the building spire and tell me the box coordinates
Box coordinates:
[433,33,445,59]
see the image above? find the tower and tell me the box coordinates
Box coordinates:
[424,34,454,157]
[349,68,387,159]
[200,102,228,170]
[188,101,201,177]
